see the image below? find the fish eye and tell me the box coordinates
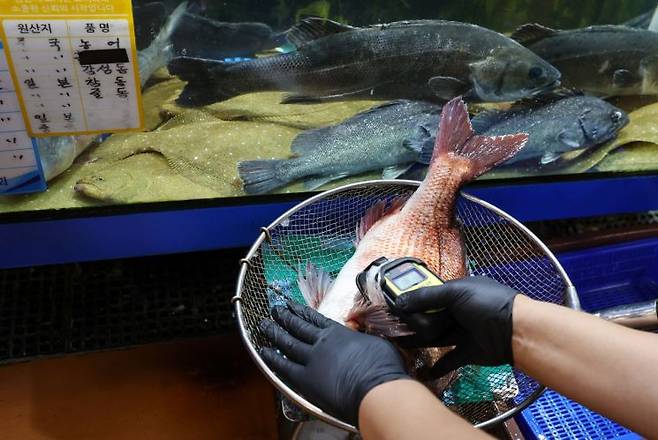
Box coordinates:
[528,67,543,80]
[611,111,623,123]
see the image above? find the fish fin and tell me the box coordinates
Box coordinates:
[286,17,359,48]
[281,94,324,104]
[347,301,414,338]
[159,2,188,44]
[575,25,646,34]
[540,151,562,166]
[138,1,188,84]
[428,76,470,100]
[297,262,333,309]
[303,173,348,191]
[511,23,558,45]
[612,69,637,88]
[470,110,507,133]
[433,97,529,179]
[281,84,390,104]
[237,159,289,194]
[560,147,588,162]
[622,10,653,28]
[382,164,413,180]
[290,127,332,156]
[402,125,436,165]
[168,56,238,106]
[433,97,475,161]
[508,88,584,112]
[557,129,582,148]
[355,196,409,244]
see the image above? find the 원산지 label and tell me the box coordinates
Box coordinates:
[0,0,144,137]
[0,38,46,194]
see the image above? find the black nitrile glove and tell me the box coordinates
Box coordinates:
[394,276,518,378]
[260,302,409,426]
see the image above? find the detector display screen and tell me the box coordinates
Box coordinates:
[390,268,426,291]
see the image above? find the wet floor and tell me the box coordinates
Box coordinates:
[0,335,278,439]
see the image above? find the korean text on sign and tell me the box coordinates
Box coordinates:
[1,17,143,136]
[0,39,46,194]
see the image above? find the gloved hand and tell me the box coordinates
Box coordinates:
[394,276,519,378]
[260,302,409,426]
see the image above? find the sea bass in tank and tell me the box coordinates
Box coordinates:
[472,92,629,168]
[296,97,527,380]
[169,18,560,106]
[512,24,658,96]
[238,100,442,194]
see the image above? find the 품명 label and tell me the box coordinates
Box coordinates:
[0,39,46,194]
[0,0,144,137]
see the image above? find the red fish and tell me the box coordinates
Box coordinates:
[297,97,528,381]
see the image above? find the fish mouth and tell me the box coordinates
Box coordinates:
[529,79,561,96]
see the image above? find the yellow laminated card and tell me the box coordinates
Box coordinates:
[0,0,144,137]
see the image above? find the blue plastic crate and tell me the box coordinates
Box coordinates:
[518,391,640,440]
[516,238,658,440]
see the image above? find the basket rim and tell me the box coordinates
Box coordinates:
[234,179,577,433]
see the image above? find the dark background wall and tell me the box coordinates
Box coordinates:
[140,0,656,31]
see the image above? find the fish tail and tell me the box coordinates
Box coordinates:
[160,2,188,47]
[138,2,188,85]
[297,262,333,309]
[431,97,529,180]
[168,56,242,106]
[238,159,290,195]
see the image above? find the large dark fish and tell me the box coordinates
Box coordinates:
[169,18,560,106]
[171,13,280,60]
[472,92,629,168]
[238,100,442,194]
[512,24,658,96]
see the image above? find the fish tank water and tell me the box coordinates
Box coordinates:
[0,0,657,213]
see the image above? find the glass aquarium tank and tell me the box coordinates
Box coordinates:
[1,0,657,214]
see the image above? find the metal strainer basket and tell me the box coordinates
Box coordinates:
[234,180,579,433]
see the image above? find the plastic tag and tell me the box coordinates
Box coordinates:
[0,39,46,194]
[0,0,144,137]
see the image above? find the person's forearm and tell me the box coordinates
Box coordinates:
[359,379,492,440]
[513,295,658,438]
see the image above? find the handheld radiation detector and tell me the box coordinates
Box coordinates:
[356,257,445,311]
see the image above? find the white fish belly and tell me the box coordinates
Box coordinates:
[316,256,362,324]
